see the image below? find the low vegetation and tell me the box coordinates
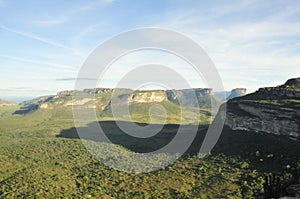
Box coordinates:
[0,99,299,198]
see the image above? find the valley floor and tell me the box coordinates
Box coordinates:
[0,106,299,198]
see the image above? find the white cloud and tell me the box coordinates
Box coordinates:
[150,2,300,92]
[71,24,99,43]
[34,0,115,27]
[0,54,77,73]
[0,25,75,51]
[35,16,69,27]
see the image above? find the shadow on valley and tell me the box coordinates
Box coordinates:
[57,121,209,155]
[213,126,300,173]
[13,105,38,114]
[58,121,300,174]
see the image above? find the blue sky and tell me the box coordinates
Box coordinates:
[0,0,300,99]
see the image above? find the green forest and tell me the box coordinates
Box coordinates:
[0,102,299,198]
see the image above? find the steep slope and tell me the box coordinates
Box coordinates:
[14,88,220,124]
[214,91,231,100]
[227,88,247,100]
[166,88,221,108]
[224,77,300,139]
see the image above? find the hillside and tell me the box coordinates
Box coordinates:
[14,88,221,124]
[223,77,300,139]
[1,79,300,198]
[227,88,247,100]
[0,97,267,198]
[0,99,17,107]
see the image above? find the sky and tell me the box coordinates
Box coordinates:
[0,0,300,100]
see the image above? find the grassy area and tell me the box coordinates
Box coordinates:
[100,101,213,125]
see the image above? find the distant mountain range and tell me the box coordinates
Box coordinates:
[14,88,224,124]
[226,88,247,100]
[18,88,219,108]
[5,77,300,140]
[16,88,246,111]
[1,78,299,198]
[0,96,35,103]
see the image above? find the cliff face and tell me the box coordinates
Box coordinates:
[129,91,167,104]
[166,88,219,107]
[125,88,214,105]
[227,88,247,100]
[224,78,300,139]
[16,88,219,113]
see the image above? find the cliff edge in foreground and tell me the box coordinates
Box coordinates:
[224,77,300,139]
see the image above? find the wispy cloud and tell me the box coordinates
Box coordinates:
[71,24,99,42]
[0,25,76,51]
[79,0,116,11]
[150,1,300,92]
[35,16,69,27]
[159,0,259,28]
[56,77,98,81]
[0,0,5,8]
[34,0,115,27]
[0,0,299,96]
[0,54,76,73]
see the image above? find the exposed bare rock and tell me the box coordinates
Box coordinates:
[64,98,94,106]
[166,88,219,108]
[39,103,49,109]
[14,87,221,114]
[223,77,300,139]
[129,91,167,104]
[227,88,247,100]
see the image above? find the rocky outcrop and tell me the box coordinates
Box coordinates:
[112,88,215,105]
[166,88,219,107]
[15,87,221,114]
[224,78,300,139]
[214,91,231,100]
[227,88,247,100]
[129,91,167,104]
[243,78,300,100]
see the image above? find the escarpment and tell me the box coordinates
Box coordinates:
[223,78,300,139]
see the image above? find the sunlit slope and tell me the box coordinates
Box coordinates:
[15,88,219,124]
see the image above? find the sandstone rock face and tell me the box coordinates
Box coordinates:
[166,88,213,100]
[225,101,300,138]
[257,87,300,99]
[64,98,94,106]
[39,103,49,109]
[110,88,217,106]
[129,91,167,104]
[15,87,220,113]
[166,88,217,107]
[224,78,300,139]
[227,88,247,100]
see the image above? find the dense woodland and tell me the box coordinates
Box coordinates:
[0,102,299,198]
